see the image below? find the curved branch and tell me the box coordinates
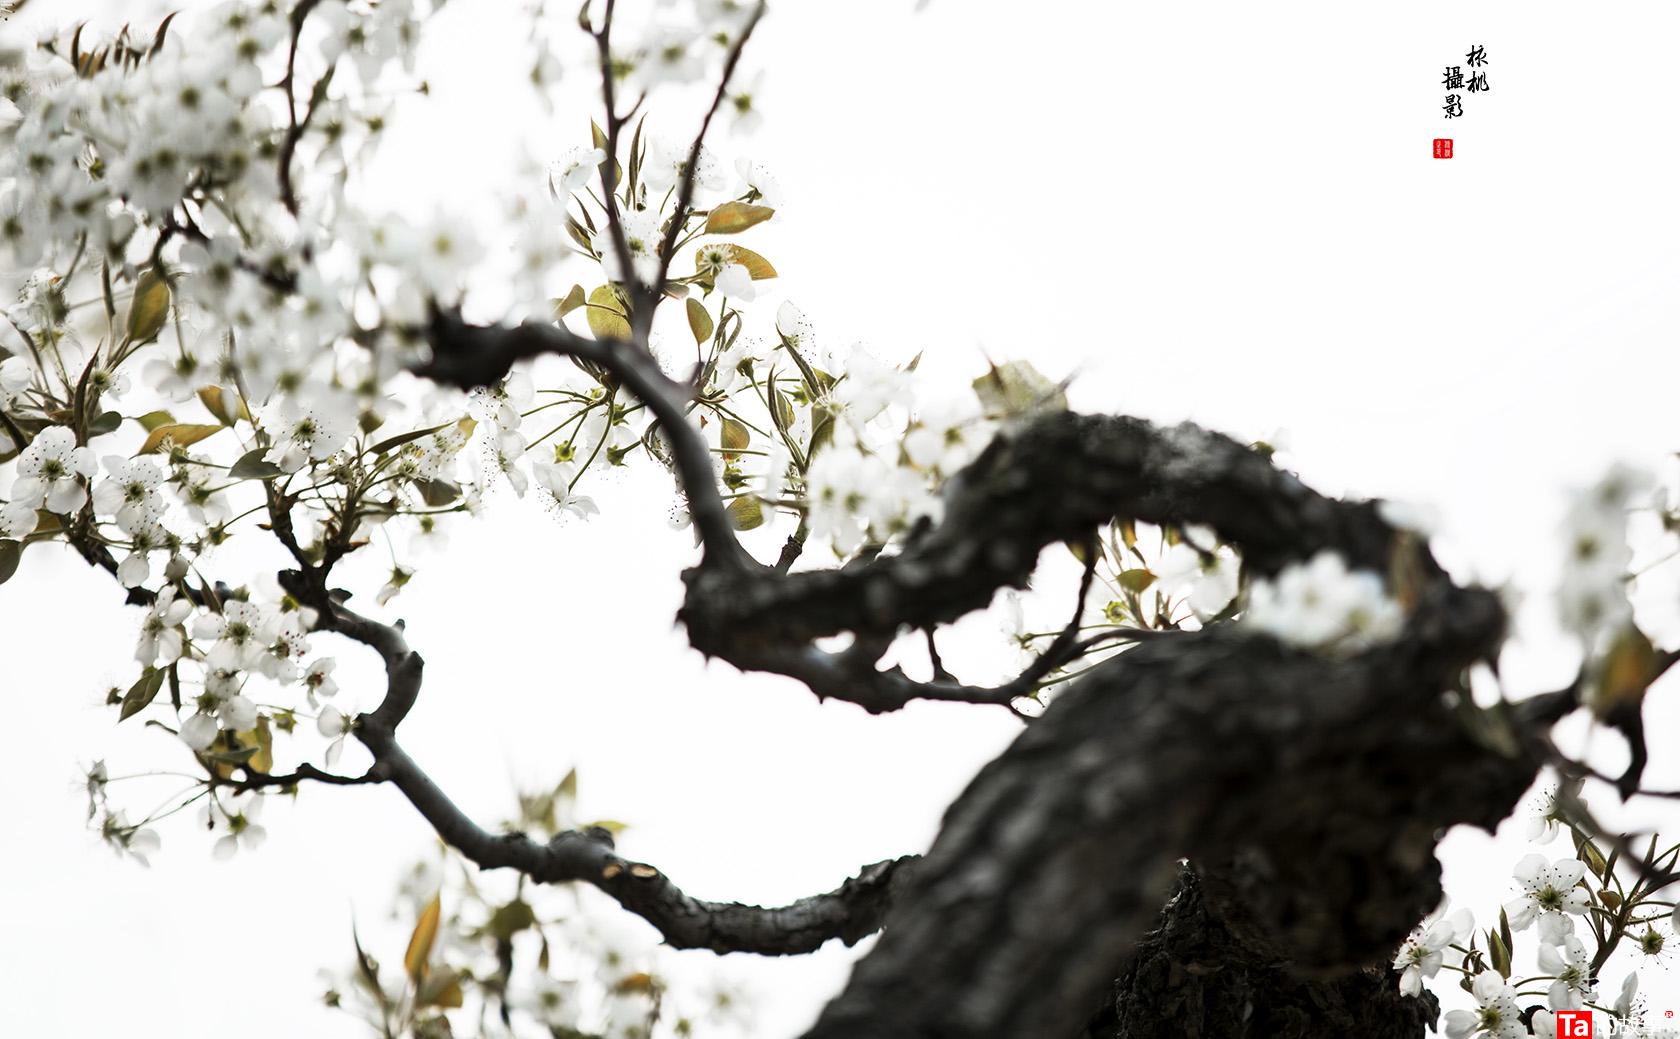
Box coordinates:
[418,309,752,572]
[360,728,913,955]
[276,570,908,955]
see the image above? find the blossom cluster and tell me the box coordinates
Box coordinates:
[1395,782,1680,1039]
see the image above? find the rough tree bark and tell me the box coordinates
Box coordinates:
[413,320,1591,1037]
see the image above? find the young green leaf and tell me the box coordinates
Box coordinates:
[137,422,222,455]
[585,285,631,341]
[125,266,171,345]
[228,449,286,480]
[686,297,714,345]
[119,669,166,721]
[705,202,775,235]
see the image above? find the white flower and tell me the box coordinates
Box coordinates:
[1525,777,1584,845]
[261,394,356,473]
[633,24,704,86]
[1556,463,1650,647]
[217,694,258,733]
[1537,933,1594,1009]
[136,587,192,665]
[303,658,339,703]
[533,459,598,519]
[828,348,910,431]
[180,712,218,751]
[714,261,756,300]
[1528,1009,1556,1037]
[1243,550,1403,655]
[0,354,33,404]
[1393,906,1472,997]
[1444,971,1527,1039]
[1152,542,1242,622]
[12,425,97,514]
[318,704,348,738]
[1614,971,1638,1018]
[0,499,37,537]
[196,601,275,670]
[1504,854,1591,945]
[99,809,162,867]
[208,795,266,860]
[550,146,606,196]
[94,456,166,531]
[597,205,663,282]
[736,156,784,208]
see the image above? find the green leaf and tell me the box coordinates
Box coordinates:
[728,495,764,530]
[1118,568,1156,594]
[197,386,247,426]
[136,409,175,432]
[416,479,461,507]
[1591,621,1658,719]
[1488,927,1510,979]
[119,669,167,721]
[721,417,750,454]
[241,715,274,774]
[585,285,631,341]
[0,539,19,585]
[137,422,221,455]
[125,267,171,345]
[722,244,777,280]
[415,966,464,1009]
[705,201,775,235]
[686,297,714,345]
[368,422,451,456]
[973,360,1067,420]
[228,449,286,480]
[555,284,587,319]
[88,410,122,436]
[405,893,442,984]
[486,899,538,942]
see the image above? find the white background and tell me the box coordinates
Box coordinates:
[5,0,1680,1034]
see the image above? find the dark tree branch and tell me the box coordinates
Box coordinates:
[276,569,907,955]
[800,592,1540,1038]
[639,1,766,327]
[418,309,752,572]
[682,413,1423,663]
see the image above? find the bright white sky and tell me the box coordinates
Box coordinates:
[6,1,1680,1035]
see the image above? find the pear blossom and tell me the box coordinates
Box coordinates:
[1443,971,1527,1039]
[1243,550,1404,655]
[1556,463,1650,646]
[1393,905,1472,997]
[303,658,339,704]
[261,395,357,473]
[1504,854,1592,944]
[94,456,167,531]
[0,499,37,537]
[207,795,267,860]
[549,146,607,196]
[1537,933,1594,1009]
[714,261,757,300]
[99,809,162,867]
[318,704,348,738]
[135,587,193,666]
[179,712,218,752]
[194,601,277,672]
[12,425,97,514]
[1525,776,1584,845]
[1615,971,1639,1018]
